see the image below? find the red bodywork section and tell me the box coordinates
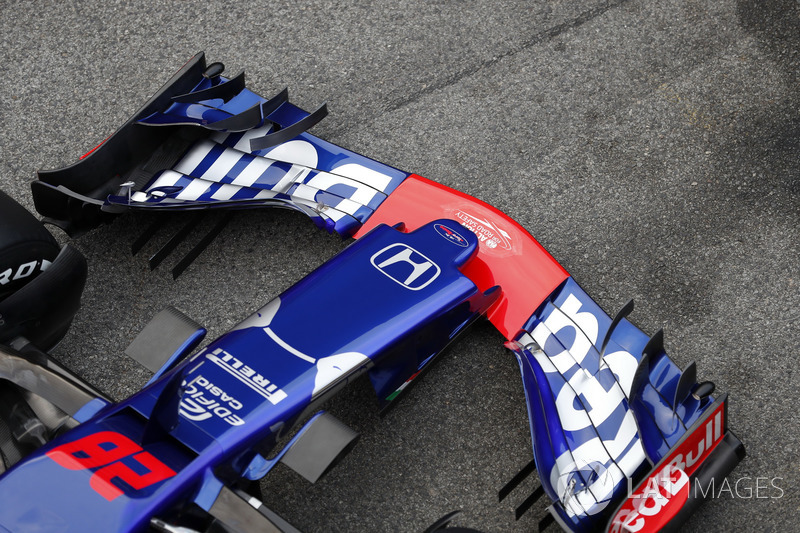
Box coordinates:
[355,175,569,339]
[607,397,727,533]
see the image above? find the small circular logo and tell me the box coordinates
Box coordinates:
[434,223,469,247]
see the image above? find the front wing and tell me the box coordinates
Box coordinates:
[23,53,744,532]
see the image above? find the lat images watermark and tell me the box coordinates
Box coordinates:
[625,470,785,502]
[693,476,784,499]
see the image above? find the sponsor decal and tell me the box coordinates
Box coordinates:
[46,431,175,501]
[0,259,51,286]
[524,290,644,518]
[155,138,397,209]
[206,348,288,405]
[610,466,690,533]
[433,223,469,247]
[454,211,512,250]
[179,375,245,426]
[609,399,726,533]
[370,243,441,290]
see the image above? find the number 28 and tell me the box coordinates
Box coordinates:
[46,431,176,501]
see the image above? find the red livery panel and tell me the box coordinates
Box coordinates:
[607,397,727,533]
[355,175,569,339]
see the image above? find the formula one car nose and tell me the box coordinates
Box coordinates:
[0,218,496,532]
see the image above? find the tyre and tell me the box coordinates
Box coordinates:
[0,190,60,303]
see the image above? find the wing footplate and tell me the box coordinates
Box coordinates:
[279,412,359,483]
[124,306,206,384]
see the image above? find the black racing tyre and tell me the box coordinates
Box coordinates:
[0,190,60,302]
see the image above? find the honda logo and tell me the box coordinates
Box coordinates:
[370,244,441,290]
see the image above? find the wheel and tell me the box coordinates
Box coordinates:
[0,190,59,303]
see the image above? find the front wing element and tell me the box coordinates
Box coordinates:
[24,53,743,532]
[33,53,408,239]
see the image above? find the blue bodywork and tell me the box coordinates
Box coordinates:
[507,278,714,531]
[33,52,410,238]
[115,76,409,237]
[0,219,497,532]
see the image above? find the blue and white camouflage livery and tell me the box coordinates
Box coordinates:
[119,77,407,236]
[507,278,719,531]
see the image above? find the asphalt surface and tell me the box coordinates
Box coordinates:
[0,1,798,531]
